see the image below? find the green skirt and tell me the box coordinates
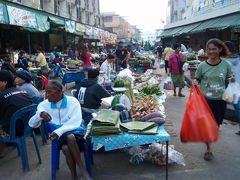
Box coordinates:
[171,73,185,88]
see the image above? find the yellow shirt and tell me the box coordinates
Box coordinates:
[36,53,47,67]
[163,47,174,61]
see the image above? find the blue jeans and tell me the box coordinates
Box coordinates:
[233,101,240,128]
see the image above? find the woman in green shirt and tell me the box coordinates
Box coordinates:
[195,38,233,161]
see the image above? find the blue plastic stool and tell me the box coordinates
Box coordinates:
[46,123,93,180]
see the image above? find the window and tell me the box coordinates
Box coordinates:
[103,16,112,22]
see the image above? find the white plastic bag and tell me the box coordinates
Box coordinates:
[160,60,165,68]
[182,62,189,72]
[163,77,174,90]
[223,82,240,104]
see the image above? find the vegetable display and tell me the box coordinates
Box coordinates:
[131,97,160,121]
[140,86,163,96]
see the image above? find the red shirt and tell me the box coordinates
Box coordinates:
[168,52,185,74]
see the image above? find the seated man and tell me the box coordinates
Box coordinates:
[0,70,32,157]
[76,69,111,115]
[100,54,115,81]
[29,80,91,180]
[15,70,42,103]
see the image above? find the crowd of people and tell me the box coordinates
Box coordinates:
[0,38,239,179]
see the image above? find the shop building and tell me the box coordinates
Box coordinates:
[0,0,116,62]
[161,0,240,51]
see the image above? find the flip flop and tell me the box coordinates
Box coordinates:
[178,94,185,97]
[204,152,213,161]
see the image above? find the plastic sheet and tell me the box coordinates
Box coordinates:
[126,143,185,166]
[222,82,240,104]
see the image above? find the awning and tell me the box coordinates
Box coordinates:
[48,15,64,26]
[161,12,240,38]
[0,1,9,24]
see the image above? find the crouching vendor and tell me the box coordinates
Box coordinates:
[29,80,91,180]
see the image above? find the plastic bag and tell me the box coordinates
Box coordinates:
[180,85,219,143]
[222,82,240,104]
[160,60,165,68]
[163,77,174,90]
[182,62,189,72]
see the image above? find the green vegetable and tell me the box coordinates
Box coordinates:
[140,86,163,96]
[113,80,125,87]
[111,95,121,106]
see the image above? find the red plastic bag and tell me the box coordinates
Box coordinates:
[180,85,219,143]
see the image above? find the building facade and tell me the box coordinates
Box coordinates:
[162,0,240,51]
[8,0,100,27]
[101,12,139,42]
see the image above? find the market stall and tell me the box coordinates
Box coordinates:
[87,68,185,180]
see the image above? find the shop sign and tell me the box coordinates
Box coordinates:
[85,25,93,36]
[0,4,4,23]
[65,19,76,33]
[76,23,85,33]
[7,6,37,28]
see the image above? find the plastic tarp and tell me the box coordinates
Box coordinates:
[176,22,201,35]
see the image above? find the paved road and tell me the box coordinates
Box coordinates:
[0,68,239,180]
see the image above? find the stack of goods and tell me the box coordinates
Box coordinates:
[131,96,162,121]
[121,121,158,134]
[91,109,121,136]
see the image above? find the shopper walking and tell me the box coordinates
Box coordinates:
[168,43,185,97]
[224,41,240,135]
[162,44,174,73]
[195,38,233,161]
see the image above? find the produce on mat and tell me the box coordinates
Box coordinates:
[140,112,164,122]
[148,117,165,125]
[140,86,163,96]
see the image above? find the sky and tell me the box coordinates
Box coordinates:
[99,0,168,33]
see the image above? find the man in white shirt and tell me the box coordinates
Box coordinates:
[100,54,115,81]
[29,80,91,180]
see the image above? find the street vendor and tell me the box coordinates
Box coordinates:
[15,70,42,103]
[76,69,110,115]
[100,54,115,81]
[115,41,129,71]
[34,47,51,78]
[29,80,91,180]
[0,70,32,157]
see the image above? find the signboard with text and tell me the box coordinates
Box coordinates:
[7,6,37,28]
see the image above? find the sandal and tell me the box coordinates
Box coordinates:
[204,152,213,161]
[178,94,185,97]
[173,93,177,96]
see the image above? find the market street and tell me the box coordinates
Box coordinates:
[0,68,239,180]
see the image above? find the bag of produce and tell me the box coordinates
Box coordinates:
[222,82,240,104]
[180,85,219,142]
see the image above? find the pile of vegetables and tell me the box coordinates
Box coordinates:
[113,80,125,87]
[140,86,163,96]
[66,60,83,64]
[131,97,160,121]
[128,56,151,63]
[186,54,197,61]
[140,112,165,125]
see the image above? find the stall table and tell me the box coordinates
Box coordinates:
[91,126,170,180]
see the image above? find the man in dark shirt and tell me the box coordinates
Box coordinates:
[0,70,32,157]
[76,69,110,114]
[115,41,129,71]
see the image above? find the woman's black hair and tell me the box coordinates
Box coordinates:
[224,41,236,54]
[173,43,181,50]
[206,38,229,57]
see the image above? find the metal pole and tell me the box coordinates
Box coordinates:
[28,32,31,54]
[166,141,169,180]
